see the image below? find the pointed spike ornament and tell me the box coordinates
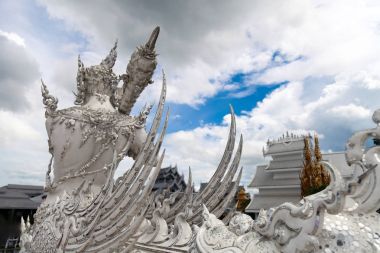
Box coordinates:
[100,40,118,69]
[145,26,160,51]
[41,79,58,117]
[118,27,160,114]
[26,216,31,229]
[74,55,86,105]
[21,217,26,232]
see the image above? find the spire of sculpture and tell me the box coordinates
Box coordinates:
[100,40,118,69]
[118,26,160,114]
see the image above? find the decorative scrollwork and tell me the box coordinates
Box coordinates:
[41,79,58,117]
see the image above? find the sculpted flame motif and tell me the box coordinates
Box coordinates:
[21,26,380,253]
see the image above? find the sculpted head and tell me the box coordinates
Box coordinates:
[74,41,119,107]
[41,26,160,116]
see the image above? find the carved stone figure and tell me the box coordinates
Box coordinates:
[23,27,170,253]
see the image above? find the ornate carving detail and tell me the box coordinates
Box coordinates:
[41,79,58,117]
[344,108,380,213]
[135,103,153,129]
[118,27,160,114]
[228,213,254,236]
[74,43,119,106]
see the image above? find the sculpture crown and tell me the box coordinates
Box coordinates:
[74,41,119,105]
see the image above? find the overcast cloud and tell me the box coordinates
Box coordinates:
[0,33,39,111]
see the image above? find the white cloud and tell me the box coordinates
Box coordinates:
[0,30,25,47]
[35,0,380,112]
[0,110,40,147]
[329,104,371,119]
[0,33,40,111]
[0,107,50,186]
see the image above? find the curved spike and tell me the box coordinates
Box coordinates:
[20,217,26,232]
[100,40,118,69]
[166,167,194,223]
[110,71,166,197]
[202,204,210,216]
[235,167,243,186]
[189,135,243,224]
[81,152,166,252]
[212,167,243,219]
[77,103,169,241]
[195,105,236,203]
[208,134,243,210]
[67,143,166,249]
[41,79,58,115]
[188,167,192,187]
[78,54,84,68]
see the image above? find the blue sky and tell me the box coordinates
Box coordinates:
[0,0,380,189]
[166,79,281,133]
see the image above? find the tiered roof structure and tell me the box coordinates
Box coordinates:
[152,165,187,193]
[246,133,309,213]
[0,184,44,210]
[0,184,45,249]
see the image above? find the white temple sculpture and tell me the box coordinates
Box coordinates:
[20,27,380,253]
[20,27,243,253]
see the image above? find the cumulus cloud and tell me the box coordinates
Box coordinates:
[36,0,275,106]
[35,0,380,109]
[0,107,50,186]
[0,32,39,111]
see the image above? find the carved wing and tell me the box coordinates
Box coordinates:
[162,106,243,226]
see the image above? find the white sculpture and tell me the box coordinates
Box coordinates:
[20,26,380,252]
[21,26,243,252]
[23,27,169,252]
